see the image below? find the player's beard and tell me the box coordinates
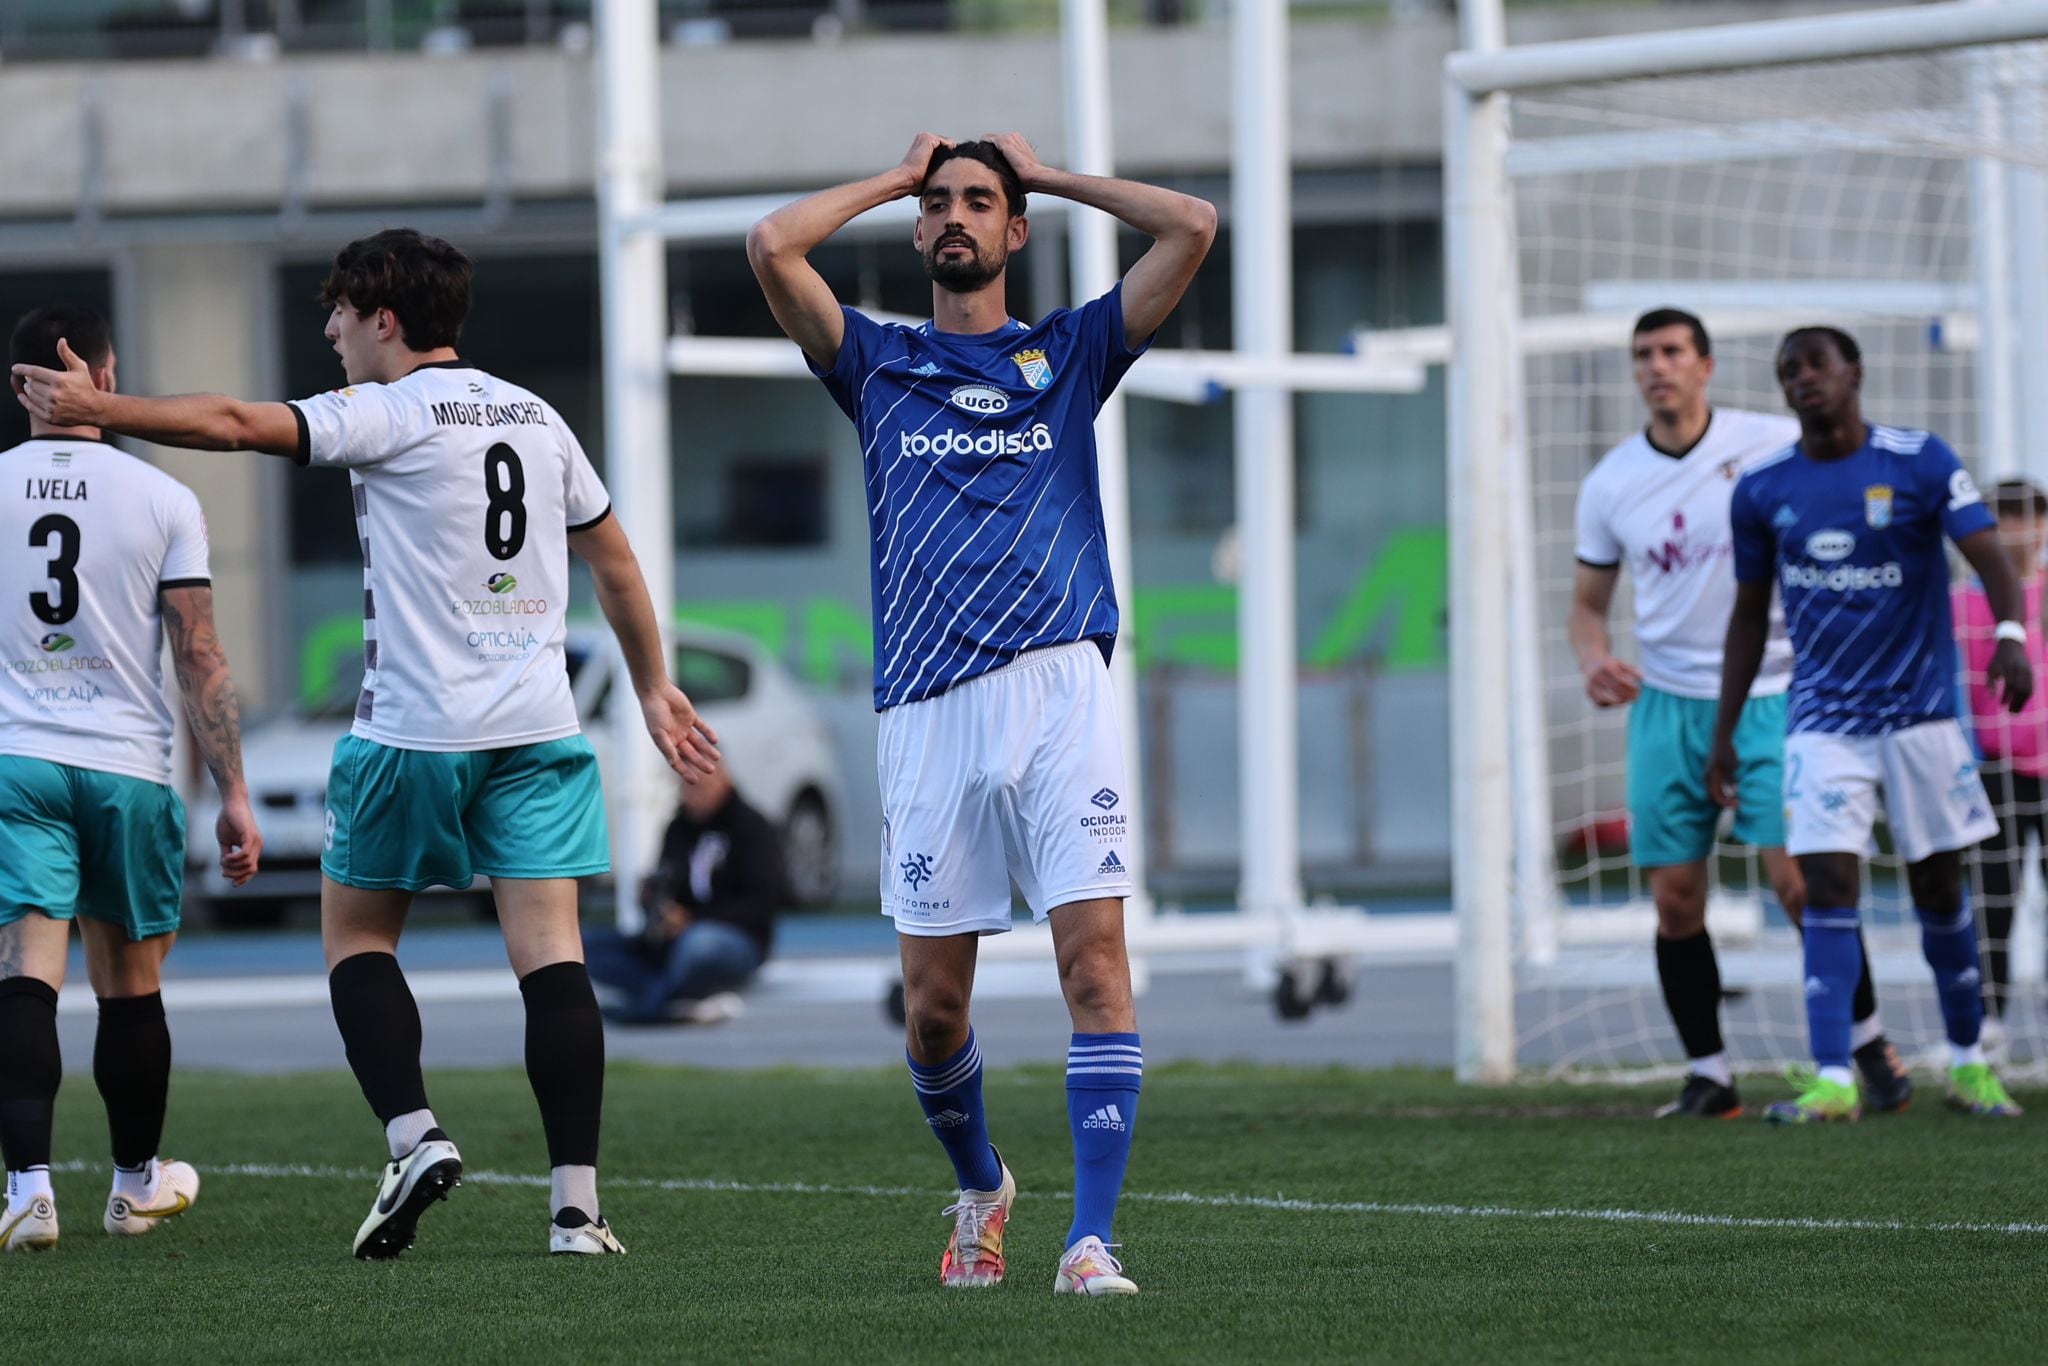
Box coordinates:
[924,235,1006,293]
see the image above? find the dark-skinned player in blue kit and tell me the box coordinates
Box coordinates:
[1710,326,2029,1123]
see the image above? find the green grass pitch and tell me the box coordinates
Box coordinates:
[15,1064,2048,1363]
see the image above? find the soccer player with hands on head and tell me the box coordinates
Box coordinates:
[749,130,1214,1294]
[1572,308,1907,1122]
[1,303,260,1253]
[1710,325,2029,1124]
[15,229,719,1259]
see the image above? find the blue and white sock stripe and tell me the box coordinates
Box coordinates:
[1804,913,1862,930]
[1067,1043,1143,1080]
[1920,908,1976,934]
[907,1036,984,1096]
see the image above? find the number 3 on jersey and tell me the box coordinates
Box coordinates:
[484,443,526,560]
[29,513,81,626]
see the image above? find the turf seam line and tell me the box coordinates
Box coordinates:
[49,1161,2048,1236]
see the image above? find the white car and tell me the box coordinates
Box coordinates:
[186,623,847,920]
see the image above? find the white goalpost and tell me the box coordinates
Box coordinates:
[1448,0,2048,1080]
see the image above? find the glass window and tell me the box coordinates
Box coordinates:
[722,458,828,547]
[673,645,750,704]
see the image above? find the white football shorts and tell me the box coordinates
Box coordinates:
[1783,719,1996,864]
[877,640,1136,936]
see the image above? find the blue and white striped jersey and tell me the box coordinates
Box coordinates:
[812,284,1146,710]
[1730,425,1992,736]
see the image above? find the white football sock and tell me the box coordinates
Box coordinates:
[1689,1052,1733,1087]
[112,1157,160,1203]
[1850,1012,1884,1051]
[7,1167,52,1210]
[385,1108,438,1160]
[1818,1065,1856,1089]
[552,1164,598,1220]
[1950,1041,1986,1068]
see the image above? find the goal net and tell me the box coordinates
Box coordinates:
[1491,23,2048,1078]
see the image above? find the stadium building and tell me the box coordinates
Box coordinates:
[0,0,1903,900]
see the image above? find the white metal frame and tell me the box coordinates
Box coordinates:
[592,0,1419,985]
[1445,0,2048,1081]
[595,0,673,931]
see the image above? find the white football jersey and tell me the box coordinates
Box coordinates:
[289,363,611,752]
[1575,408,1798,701]
[0,437,210,785]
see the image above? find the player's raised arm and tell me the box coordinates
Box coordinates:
[568,514,720,780]
[983,132,1217,348]
[747,134,947,371]
[159,585,262,886]
[14,337,299,457]
[1955,527,2036,714]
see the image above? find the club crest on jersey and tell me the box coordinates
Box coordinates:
[1864,484,1893,528]
[1011,347,1053,390]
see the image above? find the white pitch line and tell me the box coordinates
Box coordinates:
[48,1160,2048,1237]
[53,958,1070,1015]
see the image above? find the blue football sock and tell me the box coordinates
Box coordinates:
[1802,910,1861,1071]
[906,1031,1003,1194]
[1916,906,1985,1049]
[1066,1032,1142,1248]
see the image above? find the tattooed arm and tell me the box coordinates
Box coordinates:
[160,585,262,886]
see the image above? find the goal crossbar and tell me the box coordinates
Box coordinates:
[1449,0,2048,96]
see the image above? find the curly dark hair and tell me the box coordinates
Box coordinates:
[921,140,1027,218]
[318,228,473,352]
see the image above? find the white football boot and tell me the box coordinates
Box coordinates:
[549,1209,626,1255]
[105,1159,200,1236]
[1,1195,58,1252]
[353,1131,463,1260]
[1054,1235,1139,1296]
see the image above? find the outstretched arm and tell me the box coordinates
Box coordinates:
[160,585,262,886]
[569,514,721,779]
[985,132,1217,348]
[1956,527,2036,714]
[747,133,946,372]
[14,338,299,456]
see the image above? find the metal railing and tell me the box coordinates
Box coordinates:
[0,0,1233,61]
[0,1,1452,62]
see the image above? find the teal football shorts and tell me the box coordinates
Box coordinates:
[1626,686,1787,868]
[320,733,610,891]
[0,754,186,940]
